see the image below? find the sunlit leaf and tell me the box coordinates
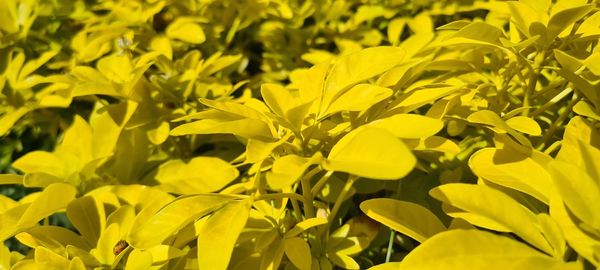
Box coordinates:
[324,127,416,180]
[155,157,239,194]
[430,184,553,254]
[360,198,446,243]
[398,230,580,270]
[128,194,236,249]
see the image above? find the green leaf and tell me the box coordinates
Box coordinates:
[398,230,580,270]
[430,184,553,254]
[128,194,235,249]
[197,198,252,270]
[360,199,445,243]
[284,237,312,270]
[324,127,416,180]
[367,114,443,139]
[155,157,239,194]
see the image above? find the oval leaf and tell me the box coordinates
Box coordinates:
[128,194,236,249]
[368,114,444,139]
[399,230,579,270]
[324,127,416,180]
[360,198,446,243]
[430,184,553,254]
[197,199,252,270]
[155,157,239,194]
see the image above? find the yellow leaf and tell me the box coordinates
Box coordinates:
[166,18,206,44]
[506,116,542,136]
[469,147,554,204]
[284,237,311,270]
[68,257,86,270]
[430,184,553,254]
[197,199,252,270]
[326,252,359,270]
[398,230,580,270]
[146,121,170,145]
[34,246,70,269]
[360,199,446,243]
[146,245,185,264]
[404,136,460,154]
[0,107,33,137]
[155,157,239,194]
[67,196,105,247]
[367,114,443,139]
[16,226,90,252]
[124,249,152,270]
[97,54,133,84]
[17,183,76,228]
[57,116,94,163]
[150,35,173,60]
[170,118,274,140]
[266,155,321,190]
[324,127,416,180]
[369,262,402,270]
[322,47,405,110]
[90,223,120,264]
[549,161,600,229]
[285,218,328,238]
[323,84,392,117]
[0,174,23,185]
[128,194,235,249]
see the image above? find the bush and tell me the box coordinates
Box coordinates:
[1,0,600,269]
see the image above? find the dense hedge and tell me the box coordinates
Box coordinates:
[1,0,600,269]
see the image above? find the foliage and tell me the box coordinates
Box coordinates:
[1,0,600,269]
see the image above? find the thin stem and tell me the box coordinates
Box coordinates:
[301,171,317,219]
[536,96,581,149]
[385,230,396,263]
[311,170,334,196]
[328,175,357,226]
[255,193,305,202]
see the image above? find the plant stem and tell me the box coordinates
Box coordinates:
[301,170,317,219]
[536,96,581,149]
[255,193,305,202]
[310,170,334,196]
[385,230,396,263]
[328,175,357,227]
